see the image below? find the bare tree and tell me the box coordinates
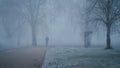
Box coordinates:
[86,0,120,49]
[0,0,27,46]
[0,0,23,38]
[23,0,44,46]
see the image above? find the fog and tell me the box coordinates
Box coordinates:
[0,0,120,68]
[0,0,120,50]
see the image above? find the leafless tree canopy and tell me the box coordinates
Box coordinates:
[86,0,120,49]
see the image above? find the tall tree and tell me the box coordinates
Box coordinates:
[0,0,25,46]
[23,0,44,46]
[86,0,120,49]
[0,0,23,38]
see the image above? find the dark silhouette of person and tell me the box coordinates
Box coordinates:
[45,36,49,47]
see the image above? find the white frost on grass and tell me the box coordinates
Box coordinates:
[42,47,120,68]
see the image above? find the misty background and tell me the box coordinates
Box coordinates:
[0,0,120,50]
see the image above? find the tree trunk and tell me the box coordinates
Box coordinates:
[106,25,112,49]
[31,26,37,46]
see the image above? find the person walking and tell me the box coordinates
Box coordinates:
[45,36,49,47]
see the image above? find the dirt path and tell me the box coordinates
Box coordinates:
[0,46,47,68]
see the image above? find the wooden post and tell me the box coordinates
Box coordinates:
[84,31,92,48]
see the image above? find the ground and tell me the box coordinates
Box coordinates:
[0,46,46,68]
[0,46,120,68]
[42,47,120,68]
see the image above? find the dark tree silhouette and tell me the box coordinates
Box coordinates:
[86,0,120,49]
